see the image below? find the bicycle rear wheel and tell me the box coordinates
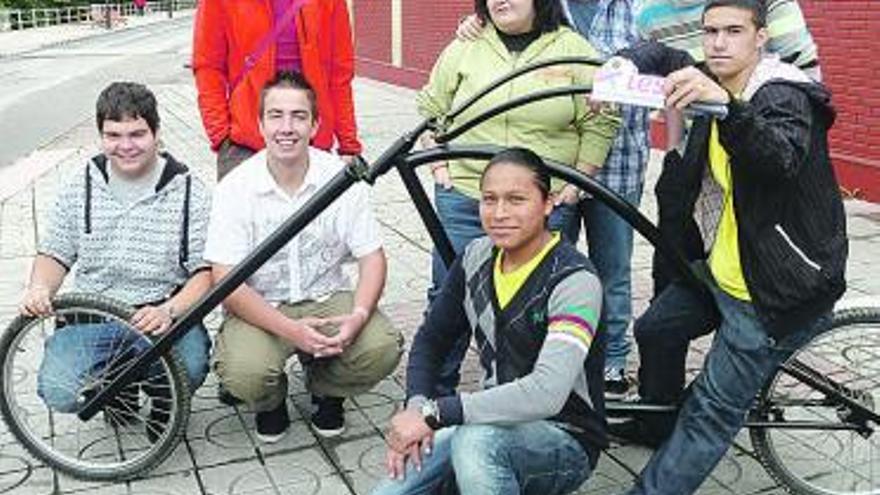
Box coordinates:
[750,307,880,495]
[0,293,190,481]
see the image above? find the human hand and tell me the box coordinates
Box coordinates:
[387,408,434,453]
[289,320,344,358]
[456,13,484,42]
[131,304,174,334]
[322,310,368,350]
[19,284,53,317]
[339,154,357,165]
[554,184,581,206]
[385,409,434,478]
[664,67,730,110]
[432,165,452,190]
[385,440,432,480]
[420,132,453,189]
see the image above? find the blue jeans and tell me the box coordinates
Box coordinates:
[372,422,592,495]
[628,274,831,495]
[578,189,642,371]
[38,322,211,412]
[429,186,579,395]
[634,262,720,442]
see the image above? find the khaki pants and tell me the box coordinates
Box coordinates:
[213,292,403,412]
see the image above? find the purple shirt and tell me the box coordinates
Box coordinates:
[272,0,302,73]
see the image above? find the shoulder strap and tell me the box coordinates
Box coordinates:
[179,175,191,271]
[230,0,306,90]
[84,165,92,234]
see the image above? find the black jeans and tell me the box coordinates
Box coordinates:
[633,263,720,436]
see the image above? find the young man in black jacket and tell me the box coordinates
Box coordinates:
[608,1,847,493]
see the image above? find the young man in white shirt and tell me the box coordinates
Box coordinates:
[204,71,402,442]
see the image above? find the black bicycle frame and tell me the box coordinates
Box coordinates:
[608,362,880,433]
[78,56,880,434]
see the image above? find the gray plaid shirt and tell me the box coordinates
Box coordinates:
[563,0,651,196]
[40,156,210,306]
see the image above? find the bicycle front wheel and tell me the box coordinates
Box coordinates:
[0,293,191,481]
[751,306,880,495]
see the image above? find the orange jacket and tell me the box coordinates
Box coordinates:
[192,0,361,155]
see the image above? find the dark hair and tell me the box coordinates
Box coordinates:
[703,0,767,28]
[475,0,565,34]
[259,71,318,120]
[480,147,551,199]
[95,82,160,134]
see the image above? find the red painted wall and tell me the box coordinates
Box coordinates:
[801,0,880,202]
[351,1,395,83]
[351,0,880,202]
[353,0,469,87]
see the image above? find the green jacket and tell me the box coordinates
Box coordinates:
[417,25,620,198]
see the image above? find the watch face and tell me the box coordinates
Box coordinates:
[421,400,441,430]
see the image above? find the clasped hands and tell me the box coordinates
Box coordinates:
[289,310,367,358]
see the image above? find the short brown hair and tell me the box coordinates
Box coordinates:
[96,81,160,134]
[703,0,767,28]
[259,71,318,120]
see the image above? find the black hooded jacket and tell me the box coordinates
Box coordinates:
[625,42,847,338]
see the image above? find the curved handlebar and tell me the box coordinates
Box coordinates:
[436,85,593,144]
[403,144,703,292]
[443,56,604,123]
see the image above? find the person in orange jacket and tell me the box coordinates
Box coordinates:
[192,0,362,179]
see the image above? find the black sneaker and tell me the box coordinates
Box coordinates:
[607,417,668,449]
[604,367,632,400]
[256,400,290,443]
[311,396,345,437]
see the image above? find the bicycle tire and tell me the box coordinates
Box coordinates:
[0,293,191,481]
[750,306,880,495]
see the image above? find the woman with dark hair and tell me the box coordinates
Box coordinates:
[419,0,618,398]
[372,147,606,495]
[420,0,619,302]
[474,0,565,33]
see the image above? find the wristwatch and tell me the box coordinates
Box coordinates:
[420,398,442,430]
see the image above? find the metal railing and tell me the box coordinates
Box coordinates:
[0,0,194,31]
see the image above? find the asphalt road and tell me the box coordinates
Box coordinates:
[0,16,194,168]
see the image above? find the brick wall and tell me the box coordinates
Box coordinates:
[350,0,880,202]
[352,0,469,87]
[351,1,394,81]
[801,0,880,202]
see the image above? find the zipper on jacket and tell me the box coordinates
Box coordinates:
[774,224,821,271]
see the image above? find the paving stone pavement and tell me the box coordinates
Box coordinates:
[1,33,880,495]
